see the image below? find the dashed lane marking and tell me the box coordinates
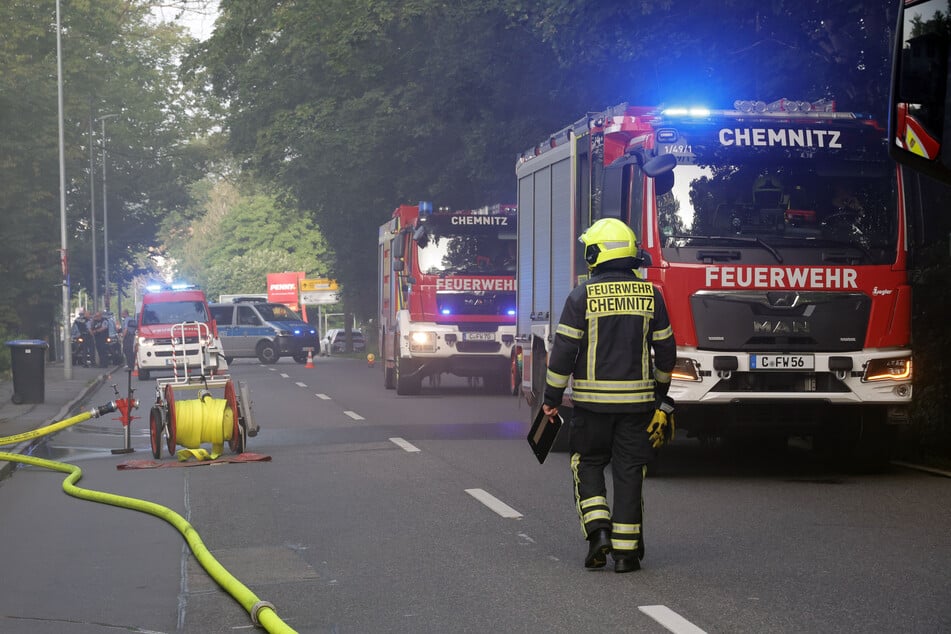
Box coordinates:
[343,411,364,421]
[464,488,522,519]
[389,437,420,452]
[295,382,307,388]
[280,373,289,378]
[315,393,331,400]
[639,605,707,634]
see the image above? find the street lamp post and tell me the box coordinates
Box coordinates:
[56,0,71,378]
[88,115,98,311]
[99,113,118,312]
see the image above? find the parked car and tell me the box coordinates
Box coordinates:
[320,328,365,356]
[210,301,318,364]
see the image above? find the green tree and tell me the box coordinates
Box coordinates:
[162,178,331,301]
[0,0,214,341]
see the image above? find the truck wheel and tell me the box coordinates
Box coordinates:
[138,369,151,381]
[293,351,308,363]
[384,365,396,389]
[256,341,279,364]
[396,358,421,395]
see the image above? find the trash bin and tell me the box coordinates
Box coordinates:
[6,339,49,404]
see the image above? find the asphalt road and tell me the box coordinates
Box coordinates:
[1,357,949,633]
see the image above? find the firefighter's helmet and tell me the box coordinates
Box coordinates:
[579,218,638,269]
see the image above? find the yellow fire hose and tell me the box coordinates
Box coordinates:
[174,396,233,461]
[0,403,295,633]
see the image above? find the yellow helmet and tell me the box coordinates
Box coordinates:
[579,218,638,269]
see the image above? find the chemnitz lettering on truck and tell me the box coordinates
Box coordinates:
[435,277,516,291]
[705,266,858,289]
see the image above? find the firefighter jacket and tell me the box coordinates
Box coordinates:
[543,267,676,413]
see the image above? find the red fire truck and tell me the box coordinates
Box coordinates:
[516,99,913,468]
[378,202,518,395]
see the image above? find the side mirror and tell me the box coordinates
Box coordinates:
[642,152,677,178]
[393,259,404,273]
[653,171,675,197]
[889,0,951,184]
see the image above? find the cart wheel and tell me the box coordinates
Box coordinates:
[225,379,244,454]
[149,406,164,459]
[164,384,177,455]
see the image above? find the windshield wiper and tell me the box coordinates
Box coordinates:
[668,234,784,263]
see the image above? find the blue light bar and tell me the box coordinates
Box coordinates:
[418,201,433,215]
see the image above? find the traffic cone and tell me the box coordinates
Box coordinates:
[132,363,138,378]
[305,348,315,369]
[366,353,375,367]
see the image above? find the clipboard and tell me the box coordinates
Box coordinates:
[527,407,564,464]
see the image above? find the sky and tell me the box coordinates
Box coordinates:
[151,1,219,41]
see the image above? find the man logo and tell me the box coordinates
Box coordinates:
[753,319,810,334]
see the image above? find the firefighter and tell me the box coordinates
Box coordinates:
[541,218,676,573]
[89,311,110,368]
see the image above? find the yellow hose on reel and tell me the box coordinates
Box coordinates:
[173,396,233,461]
[0,404,296,633]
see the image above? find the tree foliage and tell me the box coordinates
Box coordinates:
[161,178,330,301]
[0,0,214,344]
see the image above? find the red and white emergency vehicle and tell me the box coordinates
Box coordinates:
[378,202,518,394]
[516,99,913,466]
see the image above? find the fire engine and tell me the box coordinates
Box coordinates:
[516,99,914,468]
[378,202,518,394]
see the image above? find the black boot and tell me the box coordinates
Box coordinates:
[584,528,611,569]
[613,552,641,573]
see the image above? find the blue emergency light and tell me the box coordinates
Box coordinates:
[418,201,433,215]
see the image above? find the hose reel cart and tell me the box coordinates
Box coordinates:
[148,322,258,459]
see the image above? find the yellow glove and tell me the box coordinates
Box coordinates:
[647,397,675,449]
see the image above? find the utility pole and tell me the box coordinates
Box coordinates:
[98,113,118,312]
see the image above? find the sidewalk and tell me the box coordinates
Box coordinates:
[0,361,121,477]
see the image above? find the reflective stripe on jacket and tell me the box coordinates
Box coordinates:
[544,269,676,413]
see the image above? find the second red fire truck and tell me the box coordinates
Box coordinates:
[379,203,518,394]
[516,99,914,468]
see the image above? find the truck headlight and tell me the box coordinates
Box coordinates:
[671,357,702,382]
[409,331,437,352]
[137,336,153,347]
[863,357,912,382]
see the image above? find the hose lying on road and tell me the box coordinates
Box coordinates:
[0,403,295,633]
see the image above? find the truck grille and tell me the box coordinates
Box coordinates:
[710,371,851,393]
[456,341,502,353]
[691,290,870,352]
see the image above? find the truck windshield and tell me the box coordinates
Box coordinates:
[141,301,209,325]
[655,121,898,265]
[415,216,517,276]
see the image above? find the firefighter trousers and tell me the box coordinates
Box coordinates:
[569,407,653,559]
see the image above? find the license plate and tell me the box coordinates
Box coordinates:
[749,354,814,370]
[463,332,495,341]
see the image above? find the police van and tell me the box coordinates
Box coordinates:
[209,299,318,364]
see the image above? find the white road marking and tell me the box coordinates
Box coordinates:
[464,488,522,519]
[639,605,707,634]
[389,437,420,452]
[280,373,289,378]
[295,382,307,388]
[315,393,331,400]
[344,411,364,420]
